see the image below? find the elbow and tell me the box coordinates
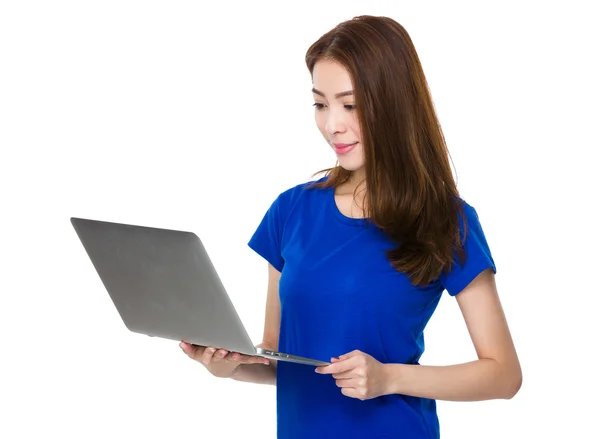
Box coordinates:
[501,365,522,399]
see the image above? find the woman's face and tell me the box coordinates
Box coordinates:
[312,60,364,174]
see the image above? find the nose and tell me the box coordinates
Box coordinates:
[325,108,346,136]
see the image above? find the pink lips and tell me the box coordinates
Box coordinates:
[333,142,358,155]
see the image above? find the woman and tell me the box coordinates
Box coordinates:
[180,15,522,438]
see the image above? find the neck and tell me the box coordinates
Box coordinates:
[347,169,366,193]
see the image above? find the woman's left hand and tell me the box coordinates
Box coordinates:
[315,350,389,400]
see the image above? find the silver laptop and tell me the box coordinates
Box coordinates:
[70,217,329,367]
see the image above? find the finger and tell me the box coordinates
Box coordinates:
[332,370,358,379]
[228,352,270,365]
[335,377,362,388]
[199,348,232,362]
[179,341,193,354]
[180,342,204,359]
[214,349,229,359]
[315,357,356,375]
[221,352,244,363]
[243,355,271,365]
[199,347,217,365]
[337,350,362,361]
[341,387,367,400]
[251,356,271,365]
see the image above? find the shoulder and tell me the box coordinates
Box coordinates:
[274,175,329,210]
[456,196,477,216]
[439,197,496,295]
[460,198,479,217]
[456,197,485,235]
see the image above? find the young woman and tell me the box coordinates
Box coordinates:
[181,15,521,438]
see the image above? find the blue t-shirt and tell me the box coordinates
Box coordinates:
[248,177,496,438]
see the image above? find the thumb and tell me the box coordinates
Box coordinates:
[336,350,359,361]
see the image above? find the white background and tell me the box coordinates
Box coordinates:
[1,1,598,437]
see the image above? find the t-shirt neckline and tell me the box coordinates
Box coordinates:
[328,186,370,227]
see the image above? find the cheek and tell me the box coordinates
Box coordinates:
[315,112,327,136]
[357,144,365,160]
[350,118,361,140]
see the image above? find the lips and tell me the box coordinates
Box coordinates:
[333,142,358,155]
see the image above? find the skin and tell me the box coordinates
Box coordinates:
[312,59,367,219]
[180,264,280,385]
[181,59,523,401]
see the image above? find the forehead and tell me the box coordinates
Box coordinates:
[312,60,353,94]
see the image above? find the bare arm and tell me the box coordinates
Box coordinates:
[230,263,281,386]
[384,268,522,401]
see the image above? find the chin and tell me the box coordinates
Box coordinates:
[338,160,365,173]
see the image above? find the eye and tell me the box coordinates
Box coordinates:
[313,103,325,110]
[344,104,356,111]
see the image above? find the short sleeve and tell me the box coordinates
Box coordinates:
[439,202,496,296]
[247,193,288,272]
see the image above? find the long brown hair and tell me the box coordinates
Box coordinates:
[305,15,467,287]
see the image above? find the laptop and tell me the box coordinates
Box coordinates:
[70,217,329,367]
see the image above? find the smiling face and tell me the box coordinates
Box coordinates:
[312,59,365,177]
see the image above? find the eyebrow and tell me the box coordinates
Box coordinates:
[312,88,354,99]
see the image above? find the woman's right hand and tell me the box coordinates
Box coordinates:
[179,341,270,378]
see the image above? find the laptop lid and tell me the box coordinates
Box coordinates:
[70,217,258,356]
